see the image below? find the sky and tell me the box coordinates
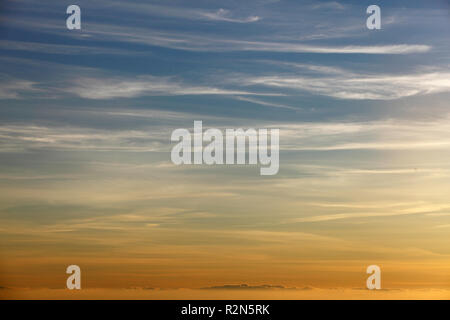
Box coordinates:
[0,0,450,299]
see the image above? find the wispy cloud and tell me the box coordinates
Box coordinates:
[201,283,297,290]
[0,78,39,99]
[240,66,450,100]
[84,25,432,54]
[277,117,450,151]
[101,1,261,23]
[4,15,430,55]
[3,116,450,153]
[0,124,169,152]
[291,204,450,223]
[0,40,139,56]
[64,75,277,99]
[196,8,260,23]
[233,96,298,110]
[434,224,450,229]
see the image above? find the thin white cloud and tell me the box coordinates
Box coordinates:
[0,124,169,152]
[311,1,345,10]
[3,116,450,153]
[276,117,450,151]
[0,79,39,99]
[291,204,450,223]
[101,1,261,23]
[233,96,297,110]
[233,42,430,54]
[92,26,431,54]
[0,40,138,56]
[65,76,276,99]
[240,66,450,100]
[4,15,430,55]
[197,8,260,23]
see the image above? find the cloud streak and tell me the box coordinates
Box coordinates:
[101,1,261,23]
[291,204,450,223]
[277,117,450,151]
[0,78,39,99]
[0,40,139,56]
[3,15,430,55]
[3,116,450,153]
[65,76,277,99]
[85,25,432,54]
[240,65,450,100]
[233,96,298,110]
[196,8,260,23]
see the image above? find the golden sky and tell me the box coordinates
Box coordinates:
[1,0,450,299]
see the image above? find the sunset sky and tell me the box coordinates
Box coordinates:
[1,0,450,299]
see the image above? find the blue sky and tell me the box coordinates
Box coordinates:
[1,0,449,158]
[1,0,449,125]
